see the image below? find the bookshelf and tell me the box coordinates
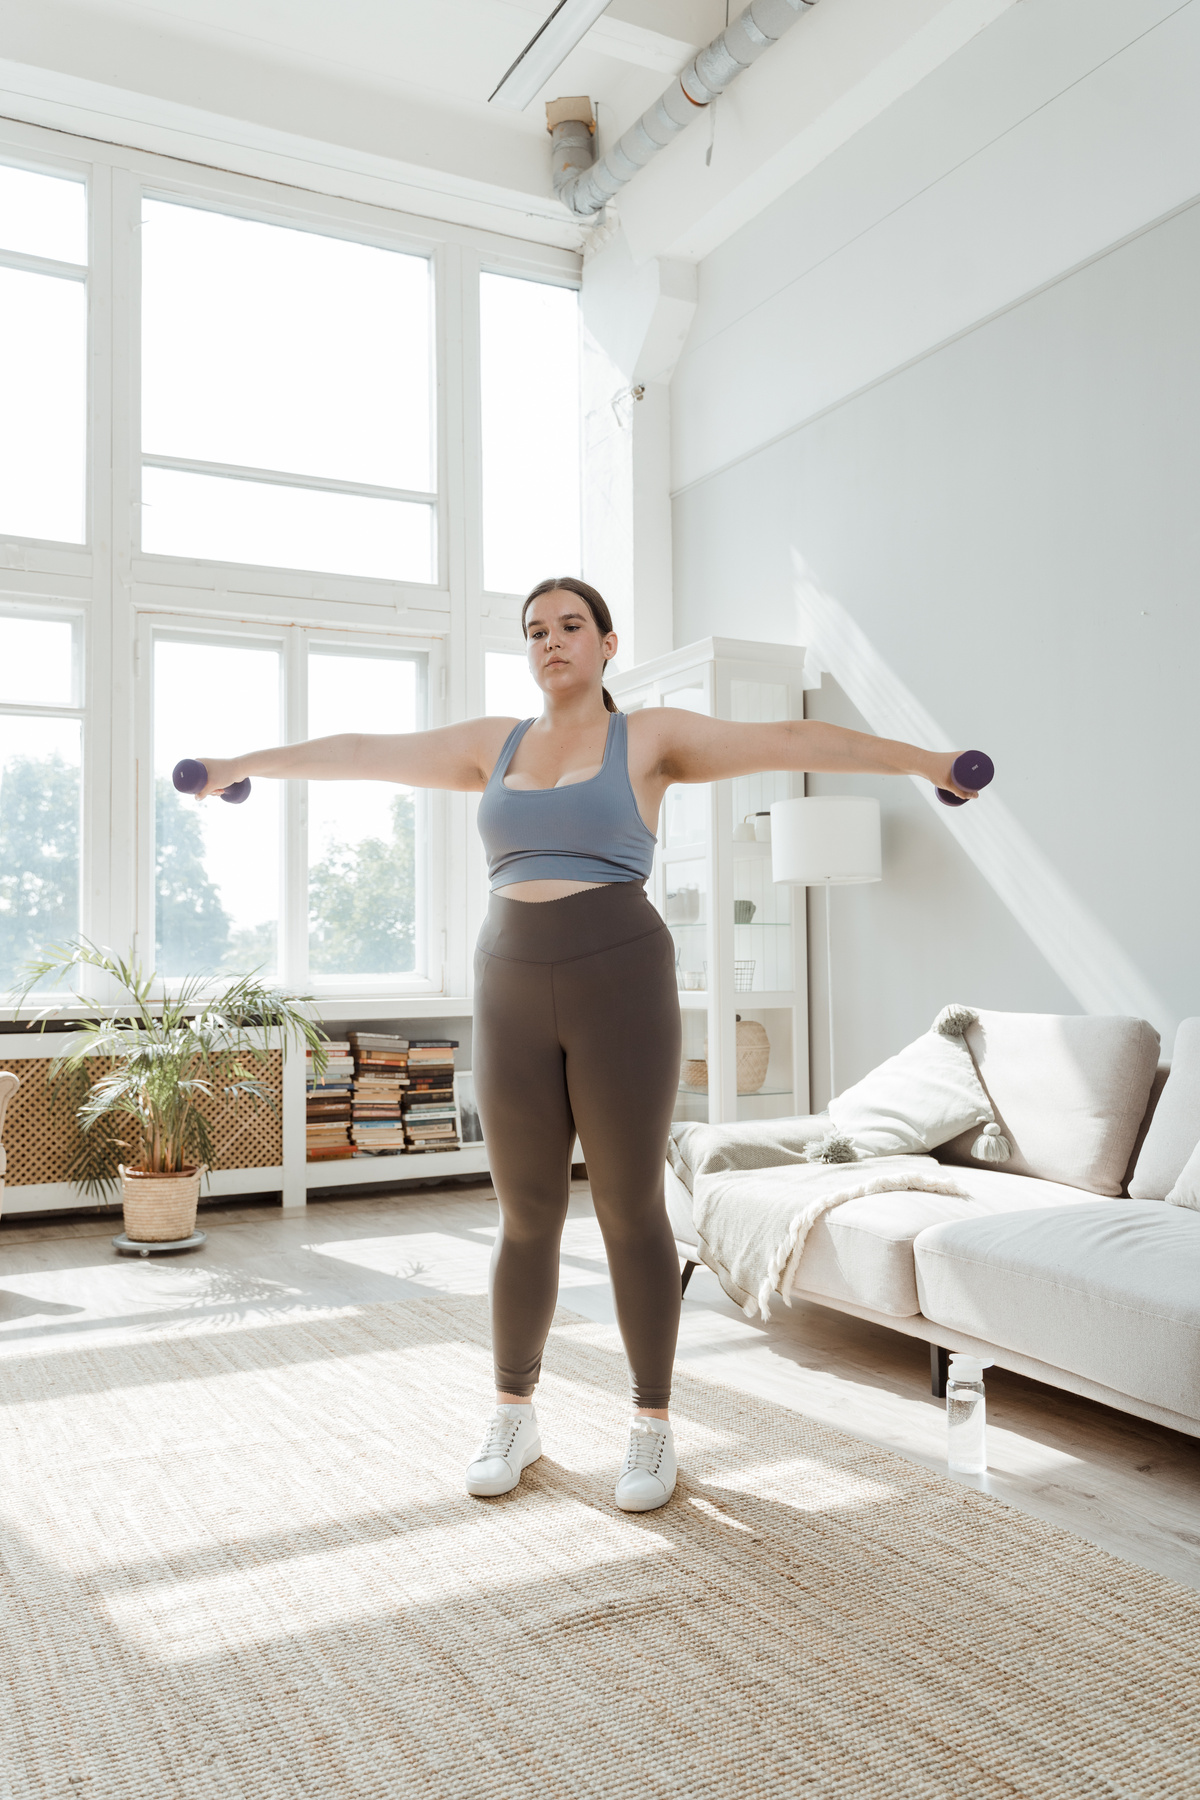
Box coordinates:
[0,1001,491,1218]
[294,999,485,1209]
[608,639,818,1128]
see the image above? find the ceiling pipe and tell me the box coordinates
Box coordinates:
[548,0,820,219]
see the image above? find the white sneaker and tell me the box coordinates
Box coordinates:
[465,1405,542,1497]
[614,1417,677,1512]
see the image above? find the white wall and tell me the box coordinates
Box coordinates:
[670,0,1200,1100]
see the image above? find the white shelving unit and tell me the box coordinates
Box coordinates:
[0,1000,491,1217]
[609,638,818,1129]
[288,995,486,1211]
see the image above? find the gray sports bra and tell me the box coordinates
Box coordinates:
[477,712,657,891]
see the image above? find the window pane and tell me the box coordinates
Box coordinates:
[0,268,86,543]
[480,274,580,597]
[141,200,432,490]
[0,164,87,264]
[0,716,81,990]
[0,617,75,706]
[141,467,433,582]
[484,650,542,718]
[307,650,423,979]
[152,638,282,978]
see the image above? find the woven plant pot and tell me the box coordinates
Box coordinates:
[680,1021,772,1097]
[119,1164,205,1242]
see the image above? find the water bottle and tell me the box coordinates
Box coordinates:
[946,1353,993,1473]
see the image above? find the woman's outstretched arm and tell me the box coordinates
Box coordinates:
[644,711,982,799]
[190,717,516,798]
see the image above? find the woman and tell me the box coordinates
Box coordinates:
[193,577,981,1511]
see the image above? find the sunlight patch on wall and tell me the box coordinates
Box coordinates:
[792,554,1177,1037]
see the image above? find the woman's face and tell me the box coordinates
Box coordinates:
[524,591,618,700]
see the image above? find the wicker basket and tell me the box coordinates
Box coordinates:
[119,1165,205,1242]
[735,1019,770,1094]
[680,1020,771,1097]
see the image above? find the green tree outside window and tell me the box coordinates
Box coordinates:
[0,753,80,989]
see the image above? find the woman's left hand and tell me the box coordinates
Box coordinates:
[930,753,979,800]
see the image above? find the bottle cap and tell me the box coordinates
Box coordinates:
[948,1353,993,1380]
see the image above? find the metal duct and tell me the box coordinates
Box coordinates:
[550,0,819,219]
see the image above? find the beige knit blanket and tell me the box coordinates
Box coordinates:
[691,1155,972,1321]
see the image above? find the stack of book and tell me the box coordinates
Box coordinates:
[306,1040,354,1161]
[348,1032,410,1156]
[403,1040,460,1152]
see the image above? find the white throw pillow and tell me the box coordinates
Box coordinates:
[825,1005,1008,1162]
[1165,1138,1200,1213]
[1130,1018,1200,1200]
[939,1009,1161,1196]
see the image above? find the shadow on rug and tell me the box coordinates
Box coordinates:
[1,1296,1197,1799]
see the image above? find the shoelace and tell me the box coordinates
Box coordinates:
[621,1420,665,1476]
[476,1411,524,1461]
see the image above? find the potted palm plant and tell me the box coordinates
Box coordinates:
[11,941,328,1246]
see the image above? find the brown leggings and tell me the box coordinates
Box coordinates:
[473,882,682,1409]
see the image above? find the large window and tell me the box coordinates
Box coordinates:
[480,272,581,597]
[0,164,88,543]
[307,645,425,981]
[140,200,435,582]
[0,612,83,988]
[152,635,283,978]
[484,650,542,719]
[0,124,584,1003]
[148,629,427,986]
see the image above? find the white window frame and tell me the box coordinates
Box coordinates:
[0,114,580,1012]
[134,613,442,998]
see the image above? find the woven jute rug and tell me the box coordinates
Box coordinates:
[2,1298,1198,1800]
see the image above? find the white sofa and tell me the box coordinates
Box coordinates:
[666,1011,1200,1440]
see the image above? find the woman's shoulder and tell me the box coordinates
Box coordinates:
[623,703,691,768]
[470,714,529,784]
[624,705,712,748]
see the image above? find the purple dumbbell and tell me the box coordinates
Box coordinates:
[172,758,251,805]
[936,750,994,807]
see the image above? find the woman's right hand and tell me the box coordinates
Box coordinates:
[190,757,241,799]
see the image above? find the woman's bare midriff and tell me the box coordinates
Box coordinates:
[498,879,612,903]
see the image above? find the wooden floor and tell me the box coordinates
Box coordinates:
[3,1176,1200,1591]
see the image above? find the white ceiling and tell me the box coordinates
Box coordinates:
[0,0,1024,258]
[55,0,727,133]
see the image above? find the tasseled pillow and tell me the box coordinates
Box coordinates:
[825,1004,1011,1163]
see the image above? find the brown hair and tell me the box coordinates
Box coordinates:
[520,577,620,713]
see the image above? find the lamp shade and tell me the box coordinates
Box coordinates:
[770,796,882,885]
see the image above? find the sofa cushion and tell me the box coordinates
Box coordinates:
[914,1201,1200,1418]
[938,1011,1160,1196]
[1129,1019,1200,1201]
[665,1163,701,1249]
[790,1167,1105,1319]
[826,1008,1001,1160]
[1166,1137,1200,1213]
[668,1116,830,1193]
[1120,1063,1170,1194]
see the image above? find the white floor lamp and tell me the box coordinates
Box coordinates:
[770,796,882,1100]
